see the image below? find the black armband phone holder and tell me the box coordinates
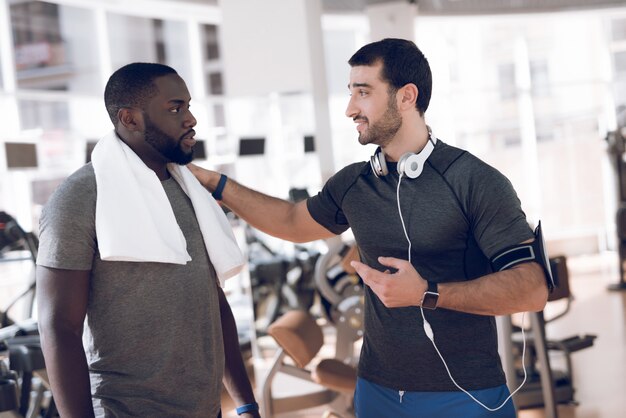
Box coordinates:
[490,221,555,292]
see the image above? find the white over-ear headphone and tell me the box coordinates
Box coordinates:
[370,127,437,179]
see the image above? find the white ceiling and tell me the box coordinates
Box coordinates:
[123,0,626,16]
[322,0,626,15]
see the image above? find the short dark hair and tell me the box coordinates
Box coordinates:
[348,38,432,115]
[104,62,177,125]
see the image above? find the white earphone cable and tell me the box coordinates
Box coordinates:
[397,173,411,264]
[396,175,527,411]
[420,306,528,411]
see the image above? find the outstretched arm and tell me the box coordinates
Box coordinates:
[218,287,260,418]
[36,266,95,418]
[189,164,334,243]
[352,255,548,316]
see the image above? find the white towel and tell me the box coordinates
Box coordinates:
[91,130,244,286]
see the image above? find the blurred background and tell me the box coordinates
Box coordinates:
[1,1,626,417]
[1,0,625,253]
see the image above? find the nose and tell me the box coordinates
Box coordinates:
[185,108,197,128]
[345,95,358,119]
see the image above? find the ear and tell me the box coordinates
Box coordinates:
[398,83,418,111]
[117,108,143,132]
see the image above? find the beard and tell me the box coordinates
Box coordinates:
[357,95,402,147]
[143,115,194,165]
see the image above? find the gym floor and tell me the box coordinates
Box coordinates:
[221,252,626,418]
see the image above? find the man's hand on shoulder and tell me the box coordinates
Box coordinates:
[187,163,218,190]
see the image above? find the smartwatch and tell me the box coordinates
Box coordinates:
[421,280,439,310]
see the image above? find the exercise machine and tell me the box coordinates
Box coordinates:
[605,126,626,290]
[246,225,320,336]
[259,240,363,417]
[314,240,364,361]
[0,340,19,414]
[511,256,596,413]
[261,310,356,418]
[0,211,39,327]
[0,212,56,417]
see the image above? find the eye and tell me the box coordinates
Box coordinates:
[359,90,368,97]
[169,107,180,114]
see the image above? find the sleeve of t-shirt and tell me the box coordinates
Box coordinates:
[37,166,98,271]
[306,163,364,235]
[457,156,534,259]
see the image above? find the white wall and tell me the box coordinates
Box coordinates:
[219,0,313,96]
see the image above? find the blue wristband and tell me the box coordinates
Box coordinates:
[212,174,228,201]
[236,402,259,415]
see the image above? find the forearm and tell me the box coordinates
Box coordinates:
[438,262,548,316]
[220,177,302,241]
[218,290,259,418]
[354,257,549,315]
[39,325,95,418]
[191,166,333,243]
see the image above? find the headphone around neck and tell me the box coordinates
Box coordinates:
[370,126,437,179]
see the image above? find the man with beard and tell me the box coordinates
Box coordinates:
[190,39,550,417]
[36,63,260,418]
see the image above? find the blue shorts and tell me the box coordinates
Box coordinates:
[354,377,517,418]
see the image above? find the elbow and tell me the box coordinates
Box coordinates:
[504,286,546,316]
[38,315,83,343]
[527,264,550,312]
[511,262,549,313]
[529,284,549,312]
[288,234,314,244]
[37,317,57,355]
[271,230,302,243]
[37,312,55,341]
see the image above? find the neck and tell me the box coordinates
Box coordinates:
[382,115,430,162]
[143,160,170,181]
[116,129,170,181]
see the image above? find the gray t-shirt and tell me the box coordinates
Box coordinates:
[37,164,224,417]
[307,140,534,392]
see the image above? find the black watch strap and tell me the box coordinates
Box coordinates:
[421,280,439,310]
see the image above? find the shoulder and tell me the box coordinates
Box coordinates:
[426,141,522,221]
[333,161,369,180]
[38,164,97,269]
[324,161,369,192]
[43,164,96,218]
[56,163,96,191]
[308,161,368,212]
[427,140,467,175]
[429,141,509,185]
